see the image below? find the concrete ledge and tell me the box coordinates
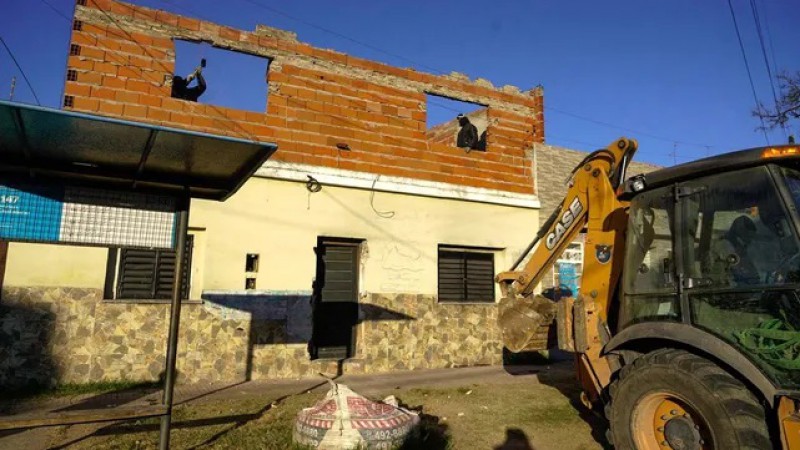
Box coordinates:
[255,161,541,209]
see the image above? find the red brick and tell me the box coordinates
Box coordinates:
[125,79,151,93]
[155,10,180,27]
[64,82,91,97]
[139,94,162,108]
[71,32,96,47]
[115,91,140,103]
[93,61,117,75]
[101,75,126,89]
[145,107,169,122]
[117,66,143,79]
[123,104,147,118]
[90,86,116,100]
[132,6,159,22]
[87,0,135,16]
[72,97,100,112]
[160,98,184,113]
[98,100,124,115]
[67,57,93,71]
[77,72,103,86]
[170,112,193,126]
[178,16,201,31]
[78,46,105,60]
[219,26,241,41]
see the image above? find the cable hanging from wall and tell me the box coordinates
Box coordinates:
[369,175,395,219]
[306,175,321,210]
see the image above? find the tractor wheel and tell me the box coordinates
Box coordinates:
[605,348,772,450]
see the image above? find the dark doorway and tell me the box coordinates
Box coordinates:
[311,238,362,360]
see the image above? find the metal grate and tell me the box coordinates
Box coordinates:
[0,183,178,249]
[438,248,495,302]
[70,44,81,56]
[117,235,193,300]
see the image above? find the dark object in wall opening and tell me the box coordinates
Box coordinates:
[171,59,207,102]
[456,113,479,151]
[246,253,259,272]
[245,277,256,290]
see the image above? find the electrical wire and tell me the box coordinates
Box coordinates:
[545,105,716,149]
[37,0,72,21]
[369,175,395,219]
[237,0,447,76]
[0,36,41,105]
[727,0,770,144]
[749,0,786,138]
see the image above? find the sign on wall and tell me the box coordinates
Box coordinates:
[0,183,178,249]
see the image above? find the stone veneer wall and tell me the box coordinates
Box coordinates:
[351,294,502,374]
[0,288,501,387]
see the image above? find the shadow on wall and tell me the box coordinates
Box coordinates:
[0,302,57,392]
[201,293,417,381]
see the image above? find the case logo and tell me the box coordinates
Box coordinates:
[545,197,583,250]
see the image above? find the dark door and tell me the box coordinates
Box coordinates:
[311,239,360,360]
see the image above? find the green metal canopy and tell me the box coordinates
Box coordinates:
[0,100,277,200]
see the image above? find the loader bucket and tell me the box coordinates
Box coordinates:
[498,295,557,353]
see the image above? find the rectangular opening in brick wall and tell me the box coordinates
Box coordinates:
[426,94,488,152]
[173,40,270,113]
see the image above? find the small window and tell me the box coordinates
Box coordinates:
[426,94,488,151]
[172,40,270,111]
[70,44,81,56]
[66,69,77,82]
[109,235,194,300]
[245,253,259,272]
[438,246,495,303]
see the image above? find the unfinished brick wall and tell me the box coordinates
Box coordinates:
[63,0,543,194]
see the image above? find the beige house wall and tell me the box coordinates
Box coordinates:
[5,176,537,296]
[1,175,538,387]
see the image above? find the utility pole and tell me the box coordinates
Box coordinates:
[669,142,678,165]
[9,76,15,101]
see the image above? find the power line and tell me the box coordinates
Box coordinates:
[189,0,729,151]
[237,0,448,75]
[37,0,72,22]
[758,0,780,78]
[726,0,769,144]
[545,105,717,148]
[0,36,41,105]
[749,0,786,138]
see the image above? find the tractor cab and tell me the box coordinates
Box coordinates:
[621,145,800,392]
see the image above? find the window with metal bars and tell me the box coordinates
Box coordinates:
[437,246,495,303]
[112,235,194,300]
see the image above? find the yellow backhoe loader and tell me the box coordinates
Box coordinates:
[497,138,800,449]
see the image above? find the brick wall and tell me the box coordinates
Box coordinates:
[63,0,543,194]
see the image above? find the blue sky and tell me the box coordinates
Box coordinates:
[1,0,799,166]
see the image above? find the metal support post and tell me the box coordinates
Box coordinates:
[158,196,190,450]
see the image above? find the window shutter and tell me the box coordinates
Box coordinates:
[465,252,494,301]
[438,248,495,302]
[117,248,158,299]
[320,244,357,302]
[117,235,193,300]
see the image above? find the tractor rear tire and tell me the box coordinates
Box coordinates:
[605,348,772,449]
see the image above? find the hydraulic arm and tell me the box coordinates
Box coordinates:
[496,137,637,403]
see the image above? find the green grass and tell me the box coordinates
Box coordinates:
[15,375,605,450]
[0,379,161,401]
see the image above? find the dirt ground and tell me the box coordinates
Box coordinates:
[0,362,607,450]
